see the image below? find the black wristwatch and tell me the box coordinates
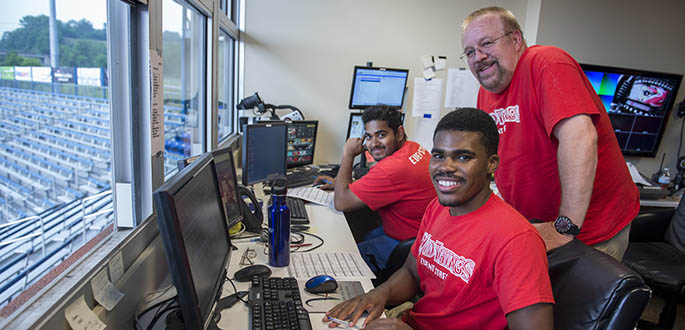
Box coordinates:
[553,216,581,236]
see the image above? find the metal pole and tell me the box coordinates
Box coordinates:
[81,198,86,243]
[40,216,45,257]
[48,0,59,68]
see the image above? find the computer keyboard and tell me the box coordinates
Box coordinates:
[286,169,320,188]
[288,252,372,279]
[286,197,309,224]
[248,276,312,330]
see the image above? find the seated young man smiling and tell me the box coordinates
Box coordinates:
[324,108,554,330]
[314,106,435,273]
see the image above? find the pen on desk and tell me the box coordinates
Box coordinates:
[312,176,332,187]
[326,316,363,329]
[291,243,312,247]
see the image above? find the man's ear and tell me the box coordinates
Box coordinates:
[488,154,499,174]
[511,30,524,52]
[397,125,406,142]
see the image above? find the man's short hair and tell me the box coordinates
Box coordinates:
[434,108,499,156]
[461,6,522,34]
[361,105,403,133]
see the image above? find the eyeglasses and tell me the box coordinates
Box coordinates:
[460,31,514,62]
[240,248,257,266]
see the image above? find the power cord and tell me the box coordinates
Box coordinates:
[295,231,325,252]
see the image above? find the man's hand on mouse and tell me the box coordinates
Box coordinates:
[313,175,335,190]
[323,287,389,328]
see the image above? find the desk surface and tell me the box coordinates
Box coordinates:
[217,203,374,329]
[640,195,681,208]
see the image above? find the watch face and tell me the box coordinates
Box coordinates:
[555,217,571,233]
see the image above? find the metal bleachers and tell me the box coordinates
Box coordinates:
[0,85,127,307]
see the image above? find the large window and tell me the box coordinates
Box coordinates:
[0,0,242,324]
[162,0,207,174]
[0,0,114,306]
[217,29,235,142]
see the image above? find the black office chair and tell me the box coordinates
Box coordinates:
[372,238,416,287]
[622,199,685,329]
[548,239,651,330]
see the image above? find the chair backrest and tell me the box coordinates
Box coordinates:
[665,197,685,253]
[373,238,416,286]
[547,240,651,330]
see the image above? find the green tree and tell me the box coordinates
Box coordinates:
[0,51,41,66]
[0,15,107,68]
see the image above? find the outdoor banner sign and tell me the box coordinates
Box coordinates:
[0,67,14,80]
[77,67,101,86]
[14,66,32,81]
[31,66,52,83]
[53,67,75,83]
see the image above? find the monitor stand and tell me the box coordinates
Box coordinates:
[165,310,222,330]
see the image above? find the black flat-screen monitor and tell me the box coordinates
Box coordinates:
[242,122,287,185]
[177,147,243,230]
[286,120,318,168]
[154,153,231,329]
[349,66,409,109]
[581,63,683,157]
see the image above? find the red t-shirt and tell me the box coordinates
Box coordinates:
[349,141,436,240]
[406,194,554,329]
[477,45,640,245]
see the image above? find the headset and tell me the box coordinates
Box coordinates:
[238,185,264,233]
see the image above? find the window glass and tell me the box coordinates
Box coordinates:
[0,0,113,307]
[162,0,207,174]
[217,30,235,142]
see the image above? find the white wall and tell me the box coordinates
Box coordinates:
[244,0,685,176]
[243,0,530,164]
[536,0,685,175]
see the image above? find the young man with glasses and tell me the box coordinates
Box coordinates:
[461,7,639,260]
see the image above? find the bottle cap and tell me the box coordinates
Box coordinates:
[271,176,288,195]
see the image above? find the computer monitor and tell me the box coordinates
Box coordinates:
[286,120,318,168]
[346,111,406,140]
[349,66,409,110]
[177,147,243,230]
[242,122,287,185]
[154,153,231,329]
[347,113,364,140]
[581,63,682,157]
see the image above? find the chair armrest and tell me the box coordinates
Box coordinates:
[630,209,674,242]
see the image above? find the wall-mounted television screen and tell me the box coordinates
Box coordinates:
[349,66,408,109]
[581,63,682,157]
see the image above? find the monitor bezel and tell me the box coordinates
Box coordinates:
[154,153,231,329]
[241,122,288,185]
[348,66,409,110]
[285,120,319,168]
[580,63,683,157]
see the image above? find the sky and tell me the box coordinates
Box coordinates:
[0,0,108,37]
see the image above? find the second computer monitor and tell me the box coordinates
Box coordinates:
[242,122,288,185]
[346,111,405,140]
[287,120,318,168]
[212,147,243,229]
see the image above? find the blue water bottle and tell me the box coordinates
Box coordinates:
[268,176,290,267]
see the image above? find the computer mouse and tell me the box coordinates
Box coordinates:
[233,264,272,282]
[305,274,338,294]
